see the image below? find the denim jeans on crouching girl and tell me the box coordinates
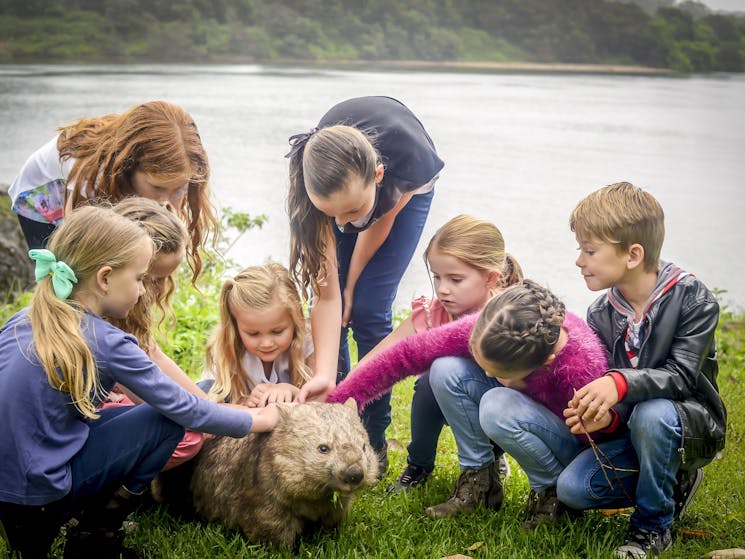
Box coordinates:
[70,404,184,501]
[480,388,682,532]
[335,189,434,451]
[429,356,502,470]
[480,388,585,491]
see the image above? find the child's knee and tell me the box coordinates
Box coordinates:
[479,389,516,439]
[428,356,468,390]
[628,399,679,434]
[556,472,586,510]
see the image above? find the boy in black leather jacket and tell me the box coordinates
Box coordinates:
[557,182,726,559]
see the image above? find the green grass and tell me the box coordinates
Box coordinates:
[3,315,744,557]
[120,324,743,559]
[2,257,743,558]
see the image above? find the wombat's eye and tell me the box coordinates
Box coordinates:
[318,444,330,454]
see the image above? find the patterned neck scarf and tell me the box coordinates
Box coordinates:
[607,261,689,367]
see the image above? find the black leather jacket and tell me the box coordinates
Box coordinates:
[587,274,726,470]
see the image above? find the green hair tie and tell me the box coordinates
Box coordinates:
[28,249,78,300]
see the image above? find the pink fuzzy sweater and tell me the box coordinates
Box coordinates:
[328,311,608,420]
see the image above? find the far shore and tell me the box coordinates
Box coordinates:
[297,58,677,76]
[1,58,678,76]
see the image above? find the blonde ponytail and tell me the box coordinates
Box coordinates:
[29,205,152,418]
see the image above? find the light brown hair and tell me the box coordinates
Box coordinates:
[109,197,189,352]
[206,263,312,403]
[570,181,664,272]
[30,205,153,418]
[424,214,523,292]
[59,100,217,283]
[287,125,378,296]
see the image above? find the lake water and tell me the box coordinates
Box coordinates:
[1,64,744,315]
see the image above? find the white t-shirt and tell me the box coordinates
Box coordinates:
[203,335,314,387]
[9,135,76,224]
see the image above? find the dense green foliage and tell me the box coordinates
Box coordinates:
[1,0,744,72]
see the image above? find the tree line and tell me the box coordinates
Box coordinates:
[1,0,744,72]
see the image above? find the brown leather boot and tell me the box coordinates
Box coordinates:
[425,462,503,519]
[523,487,581,530]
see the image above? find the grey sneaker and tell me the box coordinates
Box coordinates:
[673,468,703,520]
[615,525,672,558]
[425,462,503,519]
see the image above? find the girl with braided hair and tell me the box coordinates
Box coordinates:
[475,280,617,529]
[328,280,610,521]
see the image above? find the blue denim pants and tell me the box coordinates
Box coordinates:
[480,388,682,532]
[406,371,446,472]
[0,404,183,555]
[429,356,502,470]
[336,189,434,450]
[70,404,184,502]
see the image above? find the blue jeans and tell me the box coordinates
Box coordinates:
[69,405,184,505]
[558,399,682,532]
[407,371,445,472]
[0,405,183,555]
[429,356,502,469]
[480,388,585,492]
[336,189,434,450]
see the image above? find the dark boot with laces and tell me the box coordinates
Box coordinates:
[0,500,65,558]
[523,486,580,530]
[615,525,672,558]
[425,462,503,518]
[63,486,144,559]
[373,444,389,480]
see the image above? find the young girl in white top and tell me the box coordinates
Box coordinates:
[203,263,315,407]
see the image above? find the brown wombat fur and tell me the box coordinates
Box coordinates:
[152,400,378,547]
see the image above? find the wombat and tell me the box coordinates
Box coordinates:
[152,400,378,547]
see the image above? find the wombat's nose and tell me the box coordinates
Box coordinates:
[341,465,364,485]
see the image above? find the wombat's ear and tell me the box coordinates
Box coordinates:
[343,398,358,412]
[276,403,293,421]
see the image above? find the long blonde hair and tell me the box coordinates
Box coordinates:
[206,263,312,403]
[59,100,217,283]
[287,125,378,297]
[29,205,153,419]
[424,214,523,295]
[109,197,189,352]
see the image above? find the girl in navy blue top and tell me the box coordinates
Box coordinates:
[0,205,279,558]
[286,96,444,470]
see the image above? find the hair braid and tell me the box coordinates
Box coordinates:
[470,279,565,376]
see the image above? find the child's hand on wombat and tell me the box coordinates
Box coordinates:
[244,383,300,407]
[246,403,282,432]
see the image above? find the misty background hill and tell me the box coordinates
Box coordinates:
[1,0,744,72]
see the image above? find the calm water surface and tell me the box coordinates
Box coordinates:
[1,64,744,314]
